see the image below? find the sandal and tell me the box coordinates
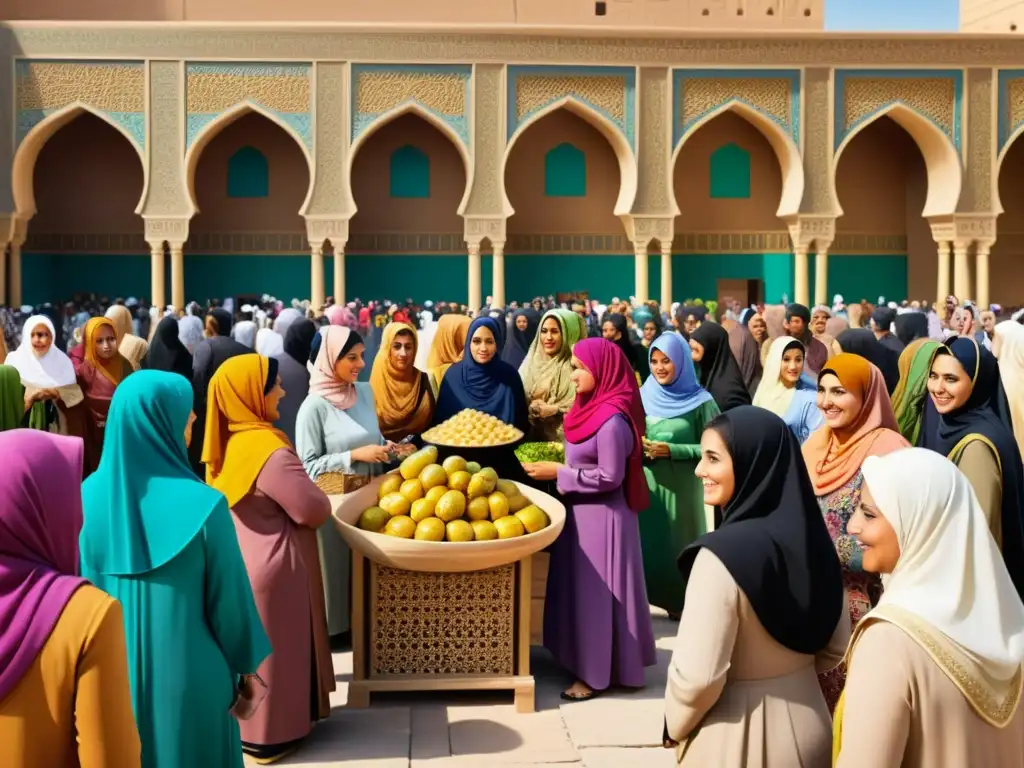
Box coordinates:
[560,687,602,702]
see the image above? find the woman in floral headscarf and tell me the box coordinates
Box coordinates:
[519,308,587,442]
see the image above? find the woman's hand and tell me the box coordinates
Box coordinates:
[533,402,560,419]
[351,444,392,464]
[645,441,671,459]
[522,461,560,481]
[386,441,417,459]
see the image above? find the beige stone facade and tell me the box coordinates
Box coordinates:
[2,23,1024,310]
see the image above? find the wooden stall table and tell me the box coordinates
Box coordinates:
[330,475,565,714]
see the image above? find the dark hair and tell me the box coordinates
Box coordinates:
[393,328,415,341]
[963,305,976,319]
[264,356,279,395]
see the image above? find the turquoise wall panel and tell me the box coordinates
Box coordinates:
[544,143,587,197]
[184,254,311,304]
[389,145,430,199]
[817,254,907,304]
[709,144,751,199]
[22,253,152,305]
[505,255,633,301]
[347,255,469,304]
[227,147,270,198]
[669,253,793,305]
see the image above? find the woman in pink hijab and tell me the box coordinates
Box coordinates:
[524,338,656,702]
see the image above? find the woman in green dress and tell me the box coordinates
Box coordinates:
[638,332,720,619]
[79,370,270,768]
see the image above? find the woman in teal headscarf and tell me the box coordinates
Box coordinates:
[638,332,720,619]
[891,338,942,444]
[79,370,270,768]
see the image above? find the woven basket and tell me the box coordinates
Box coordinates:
[315,472,348,495]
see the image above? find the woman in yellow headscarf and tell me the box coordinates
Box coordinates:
[74,317,134,476]
[105,304,149,371]
[425,314,471,397]
[203,353,335,764]
[370,322,435,443]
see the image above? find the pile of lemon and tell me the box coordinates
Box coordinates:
[357,445,550,542]
[421,409,523,448]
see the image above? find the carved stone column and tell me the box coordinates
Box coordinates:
[148,241,166,311]
[305,219,349,313]
[333,246,346,306]
[953,241,971,302]
[786,215,835,308]
[793,247,810,307]
[310,242,325,313]
[813,244,832,307]
[975,240,992,309]
[632,241,649,304]
[8,241,22,309]
[492,241,506,308]
[936,240,951,306]
[169,243,185,310]
[660,240,673,311]
[467,242,482,311]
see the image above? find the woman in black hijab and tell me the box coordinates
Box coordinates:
[893,312,929,347]
[601,312,648,382]
[836,328,900,394]
[664,406,845,762]
[274,318,317,445]
[501,308,539,370]
[141,316,192,380]
[689,322,751,411]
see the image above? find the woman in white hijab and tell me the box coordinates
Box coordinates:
[993,320,1024,460]
[5,315,83,433]
[255,327,284,358]
[231,319,258,349]
[835,447,1024,767]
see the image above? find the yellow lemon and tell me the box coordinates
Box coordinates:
[358,506,390,533]
[384,515,416,538]
[379,492,411,518]
[414,517,446,542]
[466,496,491,521]
[410,498,437,523]
[400,478,424,502]
[470,520,499,541]
[445,519,475,542]
[425,485,448,504]
[378,474,402,501]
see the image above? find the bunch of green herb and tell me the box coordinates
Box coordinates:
[515,442,566,464]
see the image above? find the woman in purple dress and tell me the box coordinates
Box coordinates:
[524,338,657,701]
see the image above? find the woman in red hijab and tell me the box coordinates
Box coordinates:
[524,338,656,701]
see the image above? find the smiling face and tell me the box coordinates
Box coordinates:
[470,325,497,364]
[650,348,676,386]
[695,427,735,508]
[816,372,863,430]
[30,324,53,356]
[847,480,901,574]
[643,321,659,343]
[93,323,118,361]
[811,310,829,336]
[333,343,366,383]
[264,375,286,422]
[515,314,529,332]
[927,353,972,414]
[780,346,804,387]
[389,330,415,373]
[539,317,562,355]
[569,356,595,395]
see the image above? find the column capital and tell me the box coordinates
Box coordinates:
[467,241,482,258]
[621,215,674,247]
[144,217,189,246]
[305,217,349,249]
[463,217,506,246]
[785,214,836,252]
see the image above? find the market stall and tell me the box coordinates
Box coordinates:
[330,427,565,714]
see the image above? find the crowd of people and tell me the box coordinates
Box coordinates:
[1,284,1023,767]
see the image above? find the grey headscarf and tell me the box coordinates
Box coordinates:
[178,315,205,354]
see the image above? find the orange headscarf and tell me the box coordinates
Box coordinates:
[370,322,434,441]
[202,353,290,507]
[426,315,471,386]
[801,353,909,496]
[83,317,126,385]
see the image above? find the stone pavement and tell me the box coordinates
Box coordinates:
[246,608,678,768]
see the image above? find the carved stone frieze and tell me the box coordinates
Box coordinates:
[625,215,674,244]
[632,68,673,216]
[306,218,350,247]
[800,67,837,215]
[462,64,504,216]
[304,62,353,217]
[464,217,507,244]
[141,61,192,218]
[144,217,190,245]
[960,69,995,213]
[785,215,836,250]
[13,28,1024,68]
[953,213,998,244]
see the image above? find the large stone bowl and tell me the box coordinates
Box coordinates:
[331,472,566,573]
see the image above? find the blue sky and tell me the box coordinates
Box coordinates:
[825,0,959,31]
